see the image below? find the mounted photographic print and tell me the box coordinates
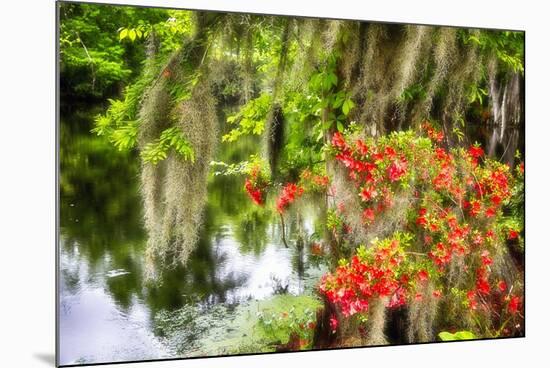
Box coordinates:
[57,1,525,366]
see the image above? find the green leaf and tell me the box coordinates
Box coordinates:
[468,35,481,45]
[332,96,345,109]
[336,121,344,133]
[438,331,476,341]
[316,129,324,142]
[328,72,338,87]
[342,99,355,116]
[141,126,195,164]
[455,331,476,340]
[128,29,136,42]
[119,28,128,40]
[221,93,272,142]
[322,120,334,131]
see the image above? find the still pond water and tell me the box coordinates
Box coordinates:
[58,105,325,365]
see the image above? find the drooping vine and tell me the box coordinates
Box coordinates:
[94,11,524,306]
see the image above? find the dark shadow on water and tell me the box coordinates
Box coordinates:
[33,353,56,366]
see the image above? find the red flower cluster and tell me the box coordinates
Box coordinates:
[422,121,444,143]
[463,161,511,220]
[329,315,339,332]
[468,145,484,165]
[330,132,411,226]
[508,295,521,314]
[475,266,491,296]
[244,178,264,205]
[276,183,304,213]
[300,169,330,190]
[508,229,519,240]
[417,207,472,270]
[432,148,456,192]
[388,158,408,182]
[244,165,269,205]
[319,237,408,317]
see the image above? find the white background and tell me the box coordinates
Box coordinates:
[0,0,548,367]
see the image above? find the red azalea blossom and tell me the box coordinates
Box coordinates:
[416,216,427,226]
[356,139,369,155]
[498,280,507,292]
[423,122,444,143]
[485,206,496,218]
[276,183,304,213]
[244,178,265,205]
[388,158,408,182]
[384,146,397,158]
[417,269,429,282]
[469,145,484,159]
[388,287,407,308]
[469,200,481,217]
[467,290,477,310]
[469,145,484,158]
[332,132,347,149]
[508,296,521,314]
[372,150,384,162]
[508,229,519,240]
[360,186,377,202]
[481,250,493,266]
[472,233,483,246]
[363,208,375,223]
[491,194,502,206]
[476,269,491,295]
[329,315,339,332]
[428,242,452,268]
[243,165,268,206]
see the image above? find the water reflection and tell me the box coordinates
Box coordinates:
[467,124,523,166]
[58,105,324,365]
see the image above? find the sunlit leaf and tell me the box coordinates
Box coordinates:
[119,28,128,40]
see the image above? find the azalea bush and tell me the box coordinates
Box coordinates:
[317,122,524,342]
